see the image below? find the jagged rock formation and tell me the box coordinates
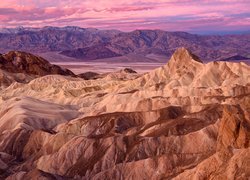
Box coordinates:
[0,48,249,179]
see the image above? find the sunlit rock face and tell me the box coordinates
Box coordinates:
[0,48,250,179]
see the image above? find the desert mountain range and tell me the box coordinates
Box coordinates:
[0,47,249,179]
[0,26,250,62]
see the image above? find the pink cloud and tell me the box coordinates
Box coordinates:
[106,6,155,13]
[0,0,249,33]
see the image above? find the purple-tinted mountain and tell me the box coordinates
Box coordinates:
[221,55,250,61]
[0,26,250,61]
[60,44,121,60]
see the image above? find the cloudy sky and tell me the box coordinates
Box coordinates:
[0,0,250,33]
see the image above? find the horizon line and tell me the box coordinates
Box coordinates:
[1,25,250,36]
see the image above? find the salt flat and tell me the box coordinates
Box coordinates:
[53,62,166,74]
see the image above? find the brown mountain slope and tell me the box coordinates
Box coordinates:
[0,51,75,87]
[0,48,249,179]
[1,51,75,76]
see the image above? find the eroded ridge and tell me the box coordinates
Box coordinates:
[0,48,249,179]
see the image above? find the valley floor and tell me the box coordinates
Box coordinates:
[53,62,166,74]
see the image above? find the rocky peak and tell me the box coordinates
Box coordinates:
[170,47,203,64]
[165,47,203,74]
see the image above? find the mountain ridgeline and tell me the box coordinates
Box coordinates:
[0,26,250,61]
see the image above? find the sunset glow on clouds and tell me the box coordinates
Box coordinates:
[0,0,250,33]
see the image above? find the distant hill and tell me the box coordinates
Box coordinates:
[0,26,250,62]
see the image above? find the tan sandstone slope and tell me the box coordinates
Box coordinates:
[0,48,249,179]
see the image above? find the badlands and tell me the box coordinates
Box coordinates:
[0,47,250,179]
